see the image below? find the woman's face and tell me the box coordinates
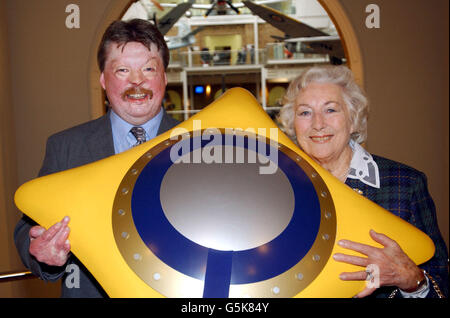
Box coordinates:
[294,82,354,165]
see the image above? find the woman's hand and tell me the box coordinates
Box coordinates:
[333,229,425,298]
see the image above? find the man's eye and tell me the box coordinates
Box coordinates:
[326,108,336,113]
[116,68,128,73]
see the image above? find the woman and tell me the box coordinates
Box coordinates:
[278,65,448,298]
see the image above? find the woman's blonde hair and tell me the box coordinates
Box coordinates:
[278,65,369,144]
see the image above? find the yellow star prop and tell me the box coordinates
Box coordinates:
[14,88,434,297]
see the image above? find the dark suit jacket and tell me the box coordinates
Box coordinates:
[346,154,448,298]
[14,109,179,297]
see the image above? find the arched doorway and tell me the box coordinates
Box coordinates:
[88,0,364,119]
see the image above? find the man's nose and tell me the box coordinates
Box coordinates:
[129,69,144,86]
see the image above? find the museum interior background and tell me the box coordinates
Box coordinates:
[0,0,448,297]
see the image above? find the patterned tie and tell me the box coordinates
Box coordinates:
[130,126,146,146]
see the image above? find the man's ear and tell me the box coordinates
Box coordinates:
[100,73,106,90]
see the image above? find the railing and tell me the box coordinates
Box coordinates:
[169,44,329,69]
[171,48,265,68]
[265,42,330,63]
[0,270,35,283]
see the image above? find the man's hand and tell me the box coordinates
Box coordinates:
[333,229,424,298]
[29,216,71,267]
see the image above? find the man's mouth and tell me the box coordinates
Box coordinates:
[122,87,153,101]
[310,135,333,143]
[128,93,147,99]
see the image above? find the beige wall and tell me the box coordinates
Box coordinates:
[1,0,114,297]
[0,0,448,297]
[6,0,116,185]
[339,0,449,250]
[0,0,17,297]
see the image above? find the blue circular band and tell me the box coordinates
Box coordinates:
[131,134,321,284]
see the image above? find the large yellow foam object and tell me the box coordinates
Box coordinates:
[14,87,434,298]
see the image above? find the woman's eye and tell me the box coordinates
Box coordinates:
[296,110,310,116]
[144,67,154,72]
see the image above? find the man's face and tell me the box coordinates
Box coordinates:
[100,41,167,125]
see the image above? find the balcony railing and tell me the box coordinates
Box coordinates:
[169,44,329,69]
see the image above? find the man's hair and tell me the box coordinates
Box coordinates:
[97,19,169,72]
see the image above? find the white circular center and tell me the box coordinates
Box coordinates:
[159,146,295,251]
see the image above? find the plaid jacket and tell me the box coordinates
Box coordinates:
[345,154,448,298]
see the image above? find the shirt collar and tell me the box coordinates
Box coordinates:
[109,107,163,154]
[347,139,380,188]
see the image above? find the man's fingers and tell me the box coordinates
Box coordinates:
[28,218,71,266]
[41,216,70,242]
[29,226,46,239]
[54,226,70,249]
[40,221,63,241]
[60,216,70,226]
[63,239,71,254]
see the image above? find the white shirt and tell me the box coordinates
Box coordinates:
[347,139,380,188]
[109,108,163,154]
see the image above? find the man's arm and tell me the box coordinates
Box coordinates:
[14,135,71,281]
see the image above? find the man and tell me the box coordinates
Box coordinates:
[14,19,179,297]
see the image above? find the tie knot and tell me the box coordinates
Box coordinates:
[130,126,146,145]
